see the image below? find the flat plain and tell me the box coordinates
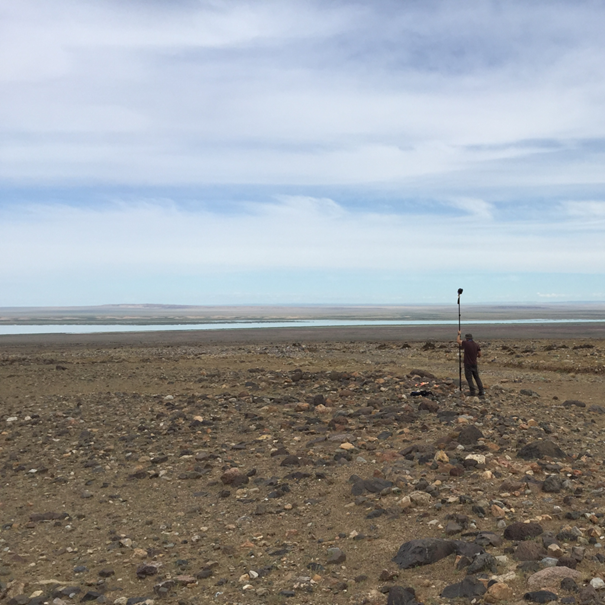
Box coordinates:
[1,325,605,605]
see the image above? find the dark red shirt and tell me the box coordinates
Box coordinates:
[461,339,481,366]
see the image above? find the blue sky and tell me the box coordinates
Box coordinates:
[1,0,604,306]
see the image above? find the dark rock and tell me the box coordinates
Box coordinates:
[457,426,484,445]
[410,369,436,379]
[136,564,159,578]
[441,576,486,599]
[557,557,577,569]
[379,569,399,581]
[521,389,540,397]
[29,511,69,522]
[578,586,600,605]
[80,591,103,602]
[543,475,564,493]
[562,400,586,408]
[98,568,115,577]
[307,562,325,572]
[418,400,439,413]
[393,538,456,569]
[453,541,484,559]
[445,521,463,535]
[280,455,300,467]
[524,590,559,603]
[313,395,325,406]
[561,578,579,592]
[516,542,547,561]
[220,468,248,486]
[53,586,82,598]
[326,547,346,564]
[154,580,176,596]
[504,522,544,541]
[195,568,213,579]
[519,561,542,573]
[517,441,567,460]
[351,477,393,495]
[543,533,561,549]
[467,553,497,574]
[437,411,459,424]
[475,532,503,547]
[388,586,422,605]
[279,590,296,597]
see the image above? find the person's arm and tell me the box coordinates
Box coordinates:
[456,330,463,345]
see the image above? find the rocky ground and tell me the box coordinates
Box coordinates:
[1,334,605,605]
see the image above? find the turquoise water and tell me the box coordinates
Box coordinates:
[0,318,604,335]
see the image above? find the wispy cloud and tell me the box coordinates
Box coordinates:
[0,198,602,279]
[444,198,494,219]
[562,201,605,217]
[1,1,605,305]
[537,292,567,298]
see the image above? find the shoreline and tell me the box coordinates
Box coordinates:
[1,321,605,348]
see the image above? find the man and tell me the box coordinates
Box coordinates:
[456,331,484,397]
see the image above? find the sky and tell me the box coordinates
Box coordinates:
[1,0,604,307]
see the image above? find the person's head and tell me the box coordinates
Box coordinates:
[465,333,473,340]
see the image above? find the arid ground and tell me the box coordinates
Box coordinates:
[1,324,605,605]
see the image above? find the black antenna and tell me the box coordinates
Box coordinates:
[457,288,463,392]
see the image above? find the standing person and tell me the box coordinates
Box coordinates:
[456,331,484,397]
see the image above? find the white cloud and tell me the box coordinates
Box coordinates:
[0,198,603,280]
[445,198,494,219]
[562,201,605,217]
[2,1,605,187]
[537,292,567,298]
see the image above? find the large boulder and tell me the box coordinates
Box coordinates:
[527,567,582,591]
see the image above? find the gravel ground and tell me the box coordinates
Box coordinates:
[1,331,605,605]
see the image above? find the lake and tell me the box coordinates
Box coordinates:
[1,318,604,335]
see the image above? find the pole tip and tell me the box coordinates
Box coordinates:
[457,288,463,295]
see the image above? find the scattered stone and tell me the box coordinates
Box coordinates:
[562,400,586,408]
[524,590,559,603]
[517,441,567,460]
[387,586,422,605]
[457,425,484,445]
[326,548,346,564]
[441,576,486,599]
[543,475,564,493]
[485,583,514,602]
[505,522,544,541]
[517,542,548,561]
[393,538,456,569]
[527,567,582,591]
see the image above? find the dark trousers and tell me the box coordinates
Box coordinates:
[464,364,484,395]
